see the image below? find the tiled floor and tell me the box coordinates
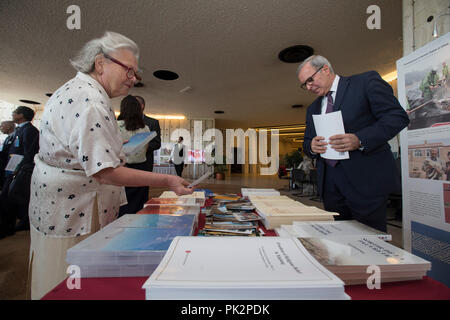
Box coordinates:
[0,173,404,299]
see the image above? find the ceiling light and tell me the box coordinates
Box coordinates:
[291,104,303,108]
[382,70,397,82]
[431,8,450,38]
[278,45,314,63]
[214,110,224,114]
[45,93,53,97]
[114,112,185,120]
[149,115,186,120]
[153,70,179,80]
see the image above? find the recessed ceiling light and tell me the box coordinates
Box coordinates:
[45,93,53,97]
[214,110,224,114]
[278,45,314,63]
[153,70,179,80]
[291,104,303,108]
[19,99,40,105]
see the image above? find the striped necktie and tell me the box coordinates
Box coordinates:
[325,91,338,167]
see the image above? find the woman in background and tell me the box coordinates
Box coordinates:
[117,95,151,216]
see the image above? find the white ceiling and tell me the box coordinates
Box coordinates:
[0,0,403,129]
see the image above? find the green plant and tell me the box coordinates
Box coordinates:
[214,155,228,174]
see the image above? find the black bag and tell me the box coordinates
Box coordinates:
[7,163,34,204]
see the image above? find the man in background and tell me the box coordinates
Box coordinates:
[0,107,39,237]
[0,120,16,188]
[170,136,186,177]
[135,96,161,173]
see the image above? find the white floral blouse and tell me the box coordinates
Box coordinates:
[29,72,127,238]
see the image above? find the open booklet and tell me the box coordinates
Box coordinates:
[122,131,157,156]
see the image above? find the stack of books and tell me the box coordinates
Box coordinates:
[159,190,206,201]
[138,197,203,216]
[142,236,350,300]
[274,220,431,284]
[249,195,337,229]
[241,188,280,197]
[66,214,197,278]
[297,235,431,285]
[199,205,262,236]
[276,220,392,241]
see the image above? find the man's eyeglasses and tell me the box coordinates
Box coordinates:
[300,65,324,90]
[104,54,142,81]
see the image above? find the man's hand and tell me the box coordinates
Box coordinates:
[311,136,327,154]
[329,133,361,152]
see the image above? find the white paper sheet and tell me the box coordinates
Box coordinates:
[312,111,349,160]
[187,171,213,188]
[5,154,24,173]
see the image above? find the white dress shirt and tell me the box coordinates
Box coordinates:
[320,75,340,114]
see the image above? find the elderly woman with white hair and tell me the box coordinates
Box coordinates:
[28,31,193,299]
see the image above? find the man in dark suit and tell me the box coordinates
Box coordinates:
[298,55,409,232]
[0,120,16,189]
[0,106,39,237]
[135,96,161,172]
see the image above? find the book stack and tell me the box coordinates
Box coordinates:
[138,197,203,216]
[249,196,337,230]
[142,236,350,300]
[241,188,280,197]
[66,214,197,278]
[275,220,392,241]
[199,205,262,236]
[159,190,206,201]
[297,235,431,285]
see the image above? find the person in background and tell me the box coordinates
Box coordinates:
[170,136,186,177]
[135,96,161,173]
[299,55,409,232]
[117,95,151,216]
[0,107,39,237]
[0,120,16,188]
[28,31,192,299]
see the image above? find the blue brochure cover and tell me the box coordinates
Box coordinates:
[122,131,157,156]
[108,214,196,229]
[102,227,192,251]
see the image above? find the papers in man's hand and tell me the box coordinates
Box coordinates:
[5,154,24,173]
[122,131,157,156]
[312,111,349,160]
[187,171,213,188]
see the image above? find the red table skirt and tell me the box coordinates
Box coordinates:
[42,276,450,300]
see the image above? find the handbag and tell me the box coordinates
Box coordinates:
[7,162,34,204]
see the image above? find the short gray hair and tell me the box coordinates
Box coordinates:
[70,31,140,73]
[296,55,334,77]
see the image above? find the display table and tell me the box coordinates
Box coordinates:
[41,201,450,300]
[153,165,177,175]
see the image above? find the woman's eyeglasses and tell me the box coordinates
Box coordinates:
[104,54,142,81]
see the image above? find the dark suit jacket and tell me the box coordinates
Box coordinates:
[3,122,40,173]
[143,115,161,171]
[303,71,409,197]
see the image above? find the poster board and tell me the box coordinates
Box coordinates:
[396,32,450,286]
